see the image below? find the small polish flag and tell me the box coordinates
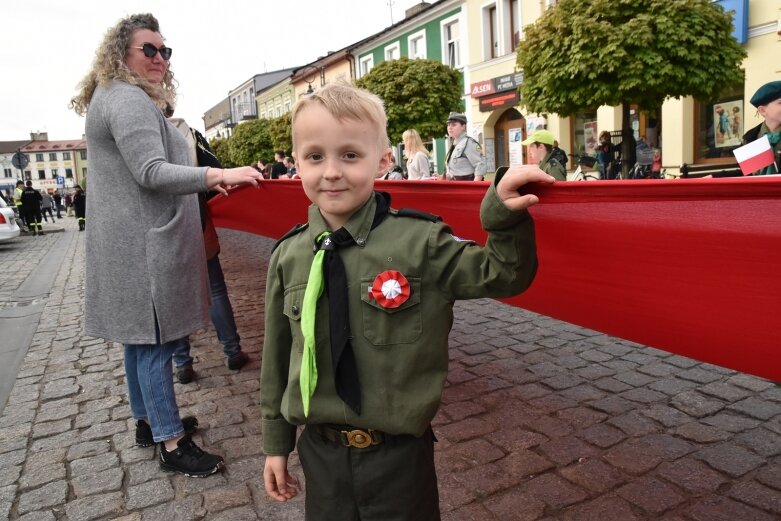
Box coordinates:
[733,135,775,176]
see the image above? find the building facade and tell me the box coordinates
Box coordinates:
[18,133,86,191]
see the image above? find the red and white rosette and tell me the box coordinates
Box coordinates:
[368,270,410,309]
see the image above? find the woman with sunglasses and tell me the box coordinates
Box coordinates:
[70,13,262,478]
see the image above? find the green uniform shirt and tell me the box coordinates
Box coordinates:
[261,183,538,456]
[540,152,567,182]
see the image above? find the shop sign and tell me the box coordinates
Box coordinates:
[479,90,520,112]
[495,72,524,92]
[470,79,496,98]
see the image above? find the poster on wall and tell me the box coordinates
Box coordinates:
[483,138,496,173]
[713,99,743,148]
[509,128,524,166]
[584,121,598,156]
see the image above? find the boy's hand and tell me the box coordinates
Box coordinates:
[496,165,555,212]
[264,455,300,502]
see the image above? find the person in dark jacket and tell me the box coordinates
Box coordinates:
[72,185,86,231]
[20,181,44,236]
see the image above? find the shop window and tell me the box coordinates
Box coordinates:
[572,111,599,156]
[695,83,743,162]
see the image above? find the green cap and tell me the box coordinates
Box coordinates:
[521,129,555,146]
[750,80,781,108]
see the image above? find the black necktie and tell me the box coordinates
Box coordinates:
[321,193,390,415]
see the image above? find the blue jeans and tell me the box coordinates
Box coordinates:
[173,255,241,368]
[124,340,184,442]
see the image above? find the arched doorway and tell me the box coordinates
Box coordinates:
[494,108,525,168]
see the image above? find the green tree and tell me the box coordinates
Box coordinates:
[517,0,746,173]
[269,113,292,156]
[208,137,235,168]
[227,119,274,166]
[356,57,463,144]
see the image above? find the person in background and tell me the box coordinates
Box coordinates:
[255,158,269,177]
[284,156,297,178]
[271,150,288,179]
[72,185,86,231]
[596,131,615,179]
[40,190,55,222]
[64,191,73,217]
[13,180,26,231]
[261,82,550,520]
[444,112,485,181]
[522,130,567,181]
[168,117,249,384]
[70,12,262,477]
[20,180,44,236]
[652,148,662,178]
[380,154,405,180]
[53,190,63,219]
[550,140,568,168]
[402,128,432,180]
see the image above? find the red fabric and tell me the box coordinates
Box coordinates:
[210,177,781,381]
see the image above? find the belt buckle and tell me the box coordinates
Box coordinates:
[344,429,375,449]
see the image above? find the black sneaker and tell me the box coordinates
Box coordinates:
[176,364,195,384]
[136,416,199,447]
[226,352,248,371]
[159,435,224,477]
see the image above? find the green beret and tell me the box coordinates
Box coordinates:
[750,81,781,108]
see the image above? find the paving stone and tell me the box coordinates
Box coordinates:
[73,409,111,429]
[64,491,124,521]
[72,467,124,497]
[734,427,781,457]
[452,450,554,496]
[17,480,68,514]
[699,381,754,402]
[126,478,175,510]
[67,440,111,461]
[756,465,781,491]
[694,443,766,477]
[440,401,486,422]
[613,371,658,388]
[41,378,79,400]
[80,420,126,441]
[560,458,627,493]
[0,465,22,487]
[437,417,498,443]
[727,479,781,515]
[209,506,259,521]
[727,374,776,392]
[578,422,626,448]
[0,448,26,469]
[608,411,661,436]
[523,473,589,508]
[19,462,66,490]
[17,511,57,521]
[604,441,662,475]
[641,404,692,427]
[559,495,642,521]
[701,412,761,433]
[574,364,615,380]
[488,428,548,453]
[31,418,72,438]
[673,422,731,443]
[539,436,599,466]
[618,476,686,514]
[670,391,726,417]
[30,429,80,452]
[558,385,607,403]
[656,458,730,495]
[648,377,699,396]
[0,484,14,519]
[482,489,546,521]
[555,406,607,429]
[70,451,119,476]
[728,397,781,421]
[619,387,667,404]
[528,394,577,413]
[589,395,636,415]
[140,496,205,521]
[203,482,252,512]
[686,496,777,521]
[678,367,723,384]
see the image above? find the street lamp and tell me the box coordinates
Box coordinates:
[301,65,322,95]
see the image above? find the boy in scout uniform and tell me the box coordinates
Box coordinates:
[444,112,486,181]
[261,83,553,520]
[522,129,567,181]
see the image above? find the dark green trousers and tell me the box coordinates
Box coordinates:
[298,425,440,521]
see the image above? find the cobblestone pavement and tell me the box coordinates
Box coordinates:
[1,218,780,521]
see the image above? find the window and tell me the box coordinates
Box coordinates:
[63,152,71,160]
[38,170,46,180]
[51,169,58,178]
[24,171,31,180]
[81,168,87,177]
[80,150,87,160]
[408,30,427,59]
[442,17,461,68]
[3,168,11,178]
[695,83,744,162]
[510,0,523,51]
[36,153,44,161]
[49,153,57,161]
[359,55,374,77]
[486,5,499,59]
[65,168,73,178]
[572,111,598,156]
[384,42,400,61]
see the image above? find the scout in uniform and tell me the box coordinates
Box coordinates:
[522,129,567,181]
[444,112,486,181]
[261,83,553,520]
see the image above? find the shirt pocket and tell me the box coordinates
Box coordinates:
[283,284,306,353]
[360,276,422,346]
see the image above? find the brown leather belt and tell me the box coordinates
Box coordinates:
[313,424,384,449]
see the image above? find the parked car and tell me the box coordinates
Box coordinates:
[0,197,21,242]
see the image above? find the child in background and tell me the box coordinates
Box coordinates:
[260,82,553,520]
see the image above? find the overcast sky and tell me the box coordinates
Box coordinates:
[0,0,421,141]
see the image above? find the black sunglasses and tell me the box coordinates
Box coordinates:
[131,42,172,60]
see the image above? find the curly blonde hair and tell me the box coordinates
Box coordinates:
[70,13,176,116]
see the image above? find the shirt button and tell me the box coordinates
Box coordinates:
[356,238,366,247]
[292,305,300,315]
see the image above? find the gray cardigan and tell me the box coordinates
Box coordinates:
[84,81,211,344]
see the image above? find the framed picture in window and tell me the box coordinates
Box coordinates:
[712,99,743,148]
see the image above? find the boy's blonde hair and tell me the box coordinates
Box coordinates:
[291,82,389,149]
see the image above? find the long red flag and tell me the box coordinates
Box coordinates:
[210,177,781,381]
